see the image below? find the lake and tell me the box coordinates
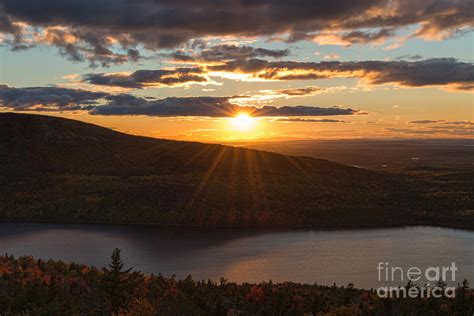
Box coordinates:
[0,223,472,289]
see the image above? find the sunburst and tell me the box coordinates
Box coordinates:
[231,113,254,131]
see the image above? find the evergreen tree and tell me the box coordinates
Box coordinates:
[461,279,470,291]
[101,248,134,313]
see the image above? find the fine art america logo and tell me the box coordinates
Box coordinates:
[376,262,458,298]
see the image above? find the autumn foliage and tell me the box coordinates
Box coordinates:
[1,251,473,315]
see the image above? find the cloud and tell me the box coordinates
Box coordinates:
[303,29,395,46]
[444,121,474,126]
[409,120,443,124]
[339,29,394,45]
[35,26,144,67]
[80,57,474,92]
[0,84,358,117]
[386,128,439,135]
[224,86,340,105]
[388,126,474,136]
[170,44,290,62]
[273,118,346,123]
[273,86,327,96]
[92,94,359,117]
[410,120,474,125]
[323,54,341,60]
[0,0,472,65]
[209,58,474,91]
[82,67,210,88]
[92,95,237,117]
[0,84,107,110]
[391,120,474,137]
[395,54,423,61]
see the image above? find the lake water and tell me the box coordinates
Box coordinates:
[0,223,472,289]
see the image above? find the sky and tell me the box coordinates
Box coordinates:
[0,0,473,142]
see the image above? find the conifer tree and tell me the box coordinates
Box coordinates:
[102,248,133,312]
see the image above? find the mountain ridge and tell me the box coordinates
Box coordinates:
[0,112,472,228]
[0,112,355,176]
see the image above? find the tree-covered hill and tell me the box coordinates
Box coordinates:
[0,113,472,227]
[0,112,356,176]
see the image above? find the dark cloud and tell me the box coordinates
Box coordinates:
[0,85,107,110]
[409,120,443,124]
[80,57,474,92]
[92,95,358,117]
[209,58,474,91]
[83,67,208,88]
[445,121,474,126]
[38,27,146,67]
[170,45,290,62]
[251,105,357,117]
[275,86,326,96]
[339,28,394,45]
[391,119,474,136]
[0,0,472,65]
[274,118,346,123]
[388,127,474,136]
[410,120,474,125]
[395,54,423,61]
[386,128,439,135]
[0,6,29,50]
[0,85,358,117]
[93,95,237,117]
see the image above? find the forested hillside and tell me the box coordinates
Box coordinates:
[0,113,472,228]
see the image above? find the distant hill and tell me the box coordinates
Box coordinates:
[238,139,474,172]
[0,113,472,228]
[0,113,368,176]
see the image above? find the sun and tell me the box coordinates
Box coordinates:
[231,113,254,131]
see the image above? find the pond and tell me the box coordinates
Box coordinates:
[1,223,472,288]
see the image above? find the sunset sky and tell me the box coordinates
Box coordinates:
[0,0,472,142]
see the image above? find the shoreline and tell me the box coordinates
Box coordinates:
[1,218,473,231]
